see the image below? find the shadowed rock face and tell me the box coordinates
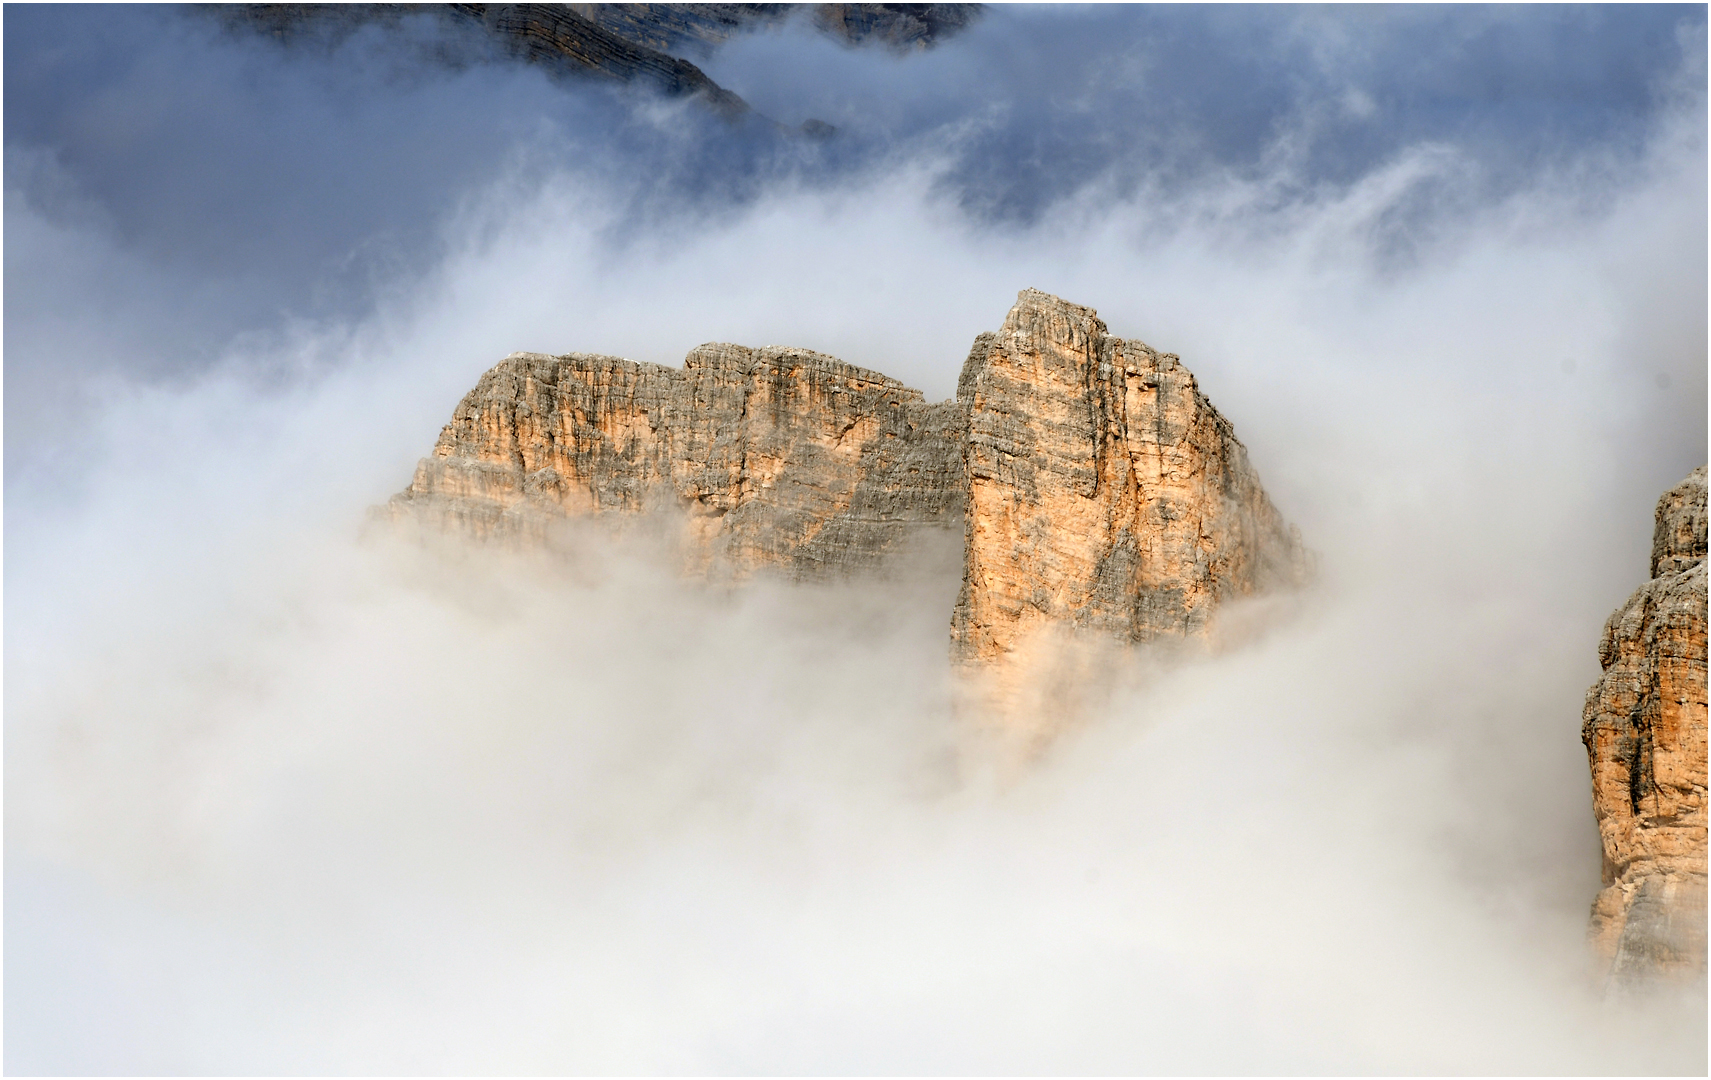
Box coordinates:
[1583,466,1709,991]
[391,290,1306,685]
[223,4,753,116]
[566,4,981,55]
[221,4,981,122]
[810,3,983,50]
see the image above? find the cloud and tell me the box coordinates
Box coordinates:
[5,5,1706,1072]
[700,5,1702,219]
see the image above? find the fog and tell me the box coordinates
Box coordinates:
[6,5,1707,1073]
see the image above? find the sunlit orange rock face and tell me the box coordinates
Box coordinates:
[392,290,1309,721]
[1583,466,1708,990]
[950,290,1309,673]
[390,343,968,577]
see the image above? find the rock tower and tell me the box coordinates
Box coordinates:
[1583,466,1709,990]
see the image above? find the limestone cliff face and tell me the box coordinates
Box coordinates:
[950,289,1308,666]
[1582,466,1708,989]
[392,290,1307,687]
[389,344,966,577]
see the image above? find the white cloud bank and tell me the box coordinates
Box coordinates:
[6,18,1707,1073]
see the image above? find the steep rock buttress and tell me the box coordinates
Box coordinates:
[950,289,1309,668]
[1583,466,1709,990]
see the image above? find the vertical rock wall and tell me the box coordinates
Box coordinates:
[1583,466,1708,990]
[950,289,1308,666]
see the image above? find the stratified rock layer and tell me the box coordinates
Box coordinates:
[950,290,1308,665]
[390,345,966,577]
[1583,466,1708,990]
